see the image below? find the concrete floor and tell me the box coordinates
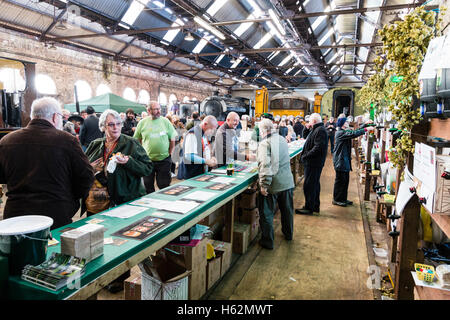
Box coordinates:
[208,153,374,300]
[0,151,376,300]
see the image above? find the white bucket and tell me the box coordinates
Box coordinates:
[0,215,53,275]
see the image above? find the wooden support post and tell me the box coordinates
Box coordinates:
[394,194,421,300]
[364,135,374,201]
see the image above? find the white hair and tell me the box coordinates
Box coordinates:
[259,118,274,135]
[309,113,322,123]
[31,97,62,121]
[98,109,122,132]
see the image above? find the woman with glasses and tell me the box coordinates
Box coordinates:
[85,109,153,214]
[84,109,153,293]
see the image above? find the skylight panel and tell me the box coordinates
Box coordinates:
[278,54,292,67]
[253,33,272,49]
[215,54,225,64]
[162,19,184,43]
[231,57,243,68]
[247,0,263,16]
[192,39,208,53]
[234,14,255,37]
[318,28,334,46]
[207,0,228,16]
[267,21,283,41]
[121,0,146,26]
[268,51,280,60]
[311,6,330,31]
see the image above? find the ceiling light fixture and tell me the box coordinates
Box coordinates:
[55,20,67,31]
[193,16,226,40]
[185,32,194,41]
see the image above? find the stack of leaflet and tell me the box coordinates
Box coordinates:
[21,253,86,291]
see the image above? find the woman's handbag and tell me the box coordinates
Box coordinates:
[85,169,110,214]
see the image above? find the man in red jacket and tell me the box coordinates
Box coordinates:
[0,97,94,229]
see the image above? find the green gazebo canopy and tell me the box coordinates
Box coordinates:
[64,93,147,114]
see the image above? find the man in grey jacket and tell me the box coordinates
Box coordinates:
[257,119,295,249]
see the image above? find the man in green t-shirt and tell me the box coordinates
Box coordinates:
[134,101,177,193]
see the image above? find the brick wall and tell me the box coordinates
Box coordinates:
[0,27,226,114]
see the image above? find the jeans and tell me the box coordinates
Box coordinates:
[143,155,172,194]
[258,188,294,248]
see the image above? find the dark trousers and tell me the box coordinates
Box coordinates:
[333,170,350,202]
[258,188,294,248]
[143,156,172,194]
[303,165,323,212]
[328,134,335,152]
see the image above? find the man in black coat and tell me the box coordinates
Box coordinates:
[293,116,304,138]
[79,106,103,151]
[295,113,328,215]
[0,97,94,229]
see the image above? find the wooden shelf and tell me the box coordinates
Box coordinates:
[421,205,450,238]
[414,285,450,300]
[429,214,450,238]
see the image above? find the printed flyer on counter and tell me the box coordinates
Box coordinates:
[112,215,175,240]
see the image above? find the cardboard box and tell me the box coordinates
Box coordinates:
[198,207,224,226]
[124,271,142,300]
[166,237,207,270]
[240,191,258,209]
[188,263,207,300]
[210,240,232,277]
[232,222,250,254]
[139,255,191,300]
[206,254,221,291]
[240,208,260,242]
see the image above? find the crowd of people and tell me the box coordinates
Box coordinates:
[0,96,374,292]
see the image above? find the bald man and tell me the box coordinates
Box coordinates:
[178,115,218,179]
[215,112,253,168]
[134,101,177,193]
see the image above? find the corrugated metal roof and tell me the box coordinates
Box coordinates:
[70,0,130,21]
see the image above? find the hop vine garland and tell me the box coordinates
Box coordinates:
[358,6,443,170]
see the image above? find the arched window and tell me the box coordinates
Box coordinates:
[183,96,190,102]
[96,83,111,96]
[0,68,26,93]
[159,92,167,106]
[74,80,92,102]
[123,87,136,102]
[138,89,150,105]
[35,74,56,95]
[169,93,178,106]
